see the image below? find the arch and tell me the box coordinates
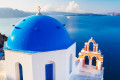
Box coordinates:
[45,61,55,80]
[86,38,96,52]
[88,38,96,44]
[89,42,94,51]
[15,62,23,80]
[69,54,72,74]
[84,55,89,65]
[92,56,97,66]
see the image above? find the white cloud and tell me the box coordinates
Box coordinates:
[34,1,83,13]
[66,1,82,12]
[34,2,52,12]
[56,1,83,13]
[41,4,52,12]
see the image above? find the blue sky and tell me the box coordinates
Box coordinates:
[0,0,120,13]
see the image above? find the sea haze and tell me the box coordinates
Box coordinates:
[0,16,120,80]
[0,8,107,18]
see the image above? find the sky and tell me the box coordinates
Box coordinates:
[0,0,120,13]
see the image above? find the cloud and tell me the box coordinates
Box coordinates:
[66,1,82,12]
[41,4,52,12]
[56,1,83,13]
[34,2,52,12]
[35,1,83,13]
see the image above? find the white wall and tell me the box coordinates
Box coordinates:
[5,43,76,80]
[5,50,33,80]
[0,60,6,80]
[98,61,102,70]
[32,43,76,80]
[66,43,76,79]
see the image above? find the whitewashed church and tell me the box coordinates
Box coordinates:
[0,7,104,80]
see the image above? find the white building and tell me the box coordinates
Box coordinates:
[4,7,76,80]
[0,7,104,80]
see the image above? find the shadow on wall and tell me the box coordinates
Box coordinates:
[7,77,14,80]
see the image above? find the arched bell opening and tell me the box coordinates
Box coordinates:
[92,56,97,66]
[89,42,94,51]
[85,56,89,65]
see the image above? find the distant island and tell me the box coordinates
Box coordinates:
[0,8,34,18]
[0,8,120,18]
[107,12,120,16]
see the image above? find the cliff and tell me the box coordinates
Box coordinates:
[0,33,7,49]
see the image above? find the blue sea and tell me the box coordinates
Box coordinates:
[0,16,120,80]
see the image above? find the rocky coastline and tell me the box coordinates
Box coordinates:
[0,33,7,53]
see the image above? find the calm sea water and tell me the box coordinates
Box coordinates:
[0,16,120,80]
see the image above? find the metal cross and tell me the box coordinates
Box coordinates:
[36,6,41,15]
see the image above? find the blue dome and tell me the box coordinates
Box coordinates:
[7,15,74,52]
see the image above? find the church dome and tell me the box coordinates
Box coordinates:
[6,15,74,52]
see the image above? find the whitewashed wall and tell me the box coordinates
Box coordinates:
[4,43,76,80]
[32,43,76,80]
[5,50,33,80]
[0,60,6,80]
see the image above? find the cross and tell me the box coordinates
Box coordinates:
[37,6,41,13]
[36,6,41,15]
